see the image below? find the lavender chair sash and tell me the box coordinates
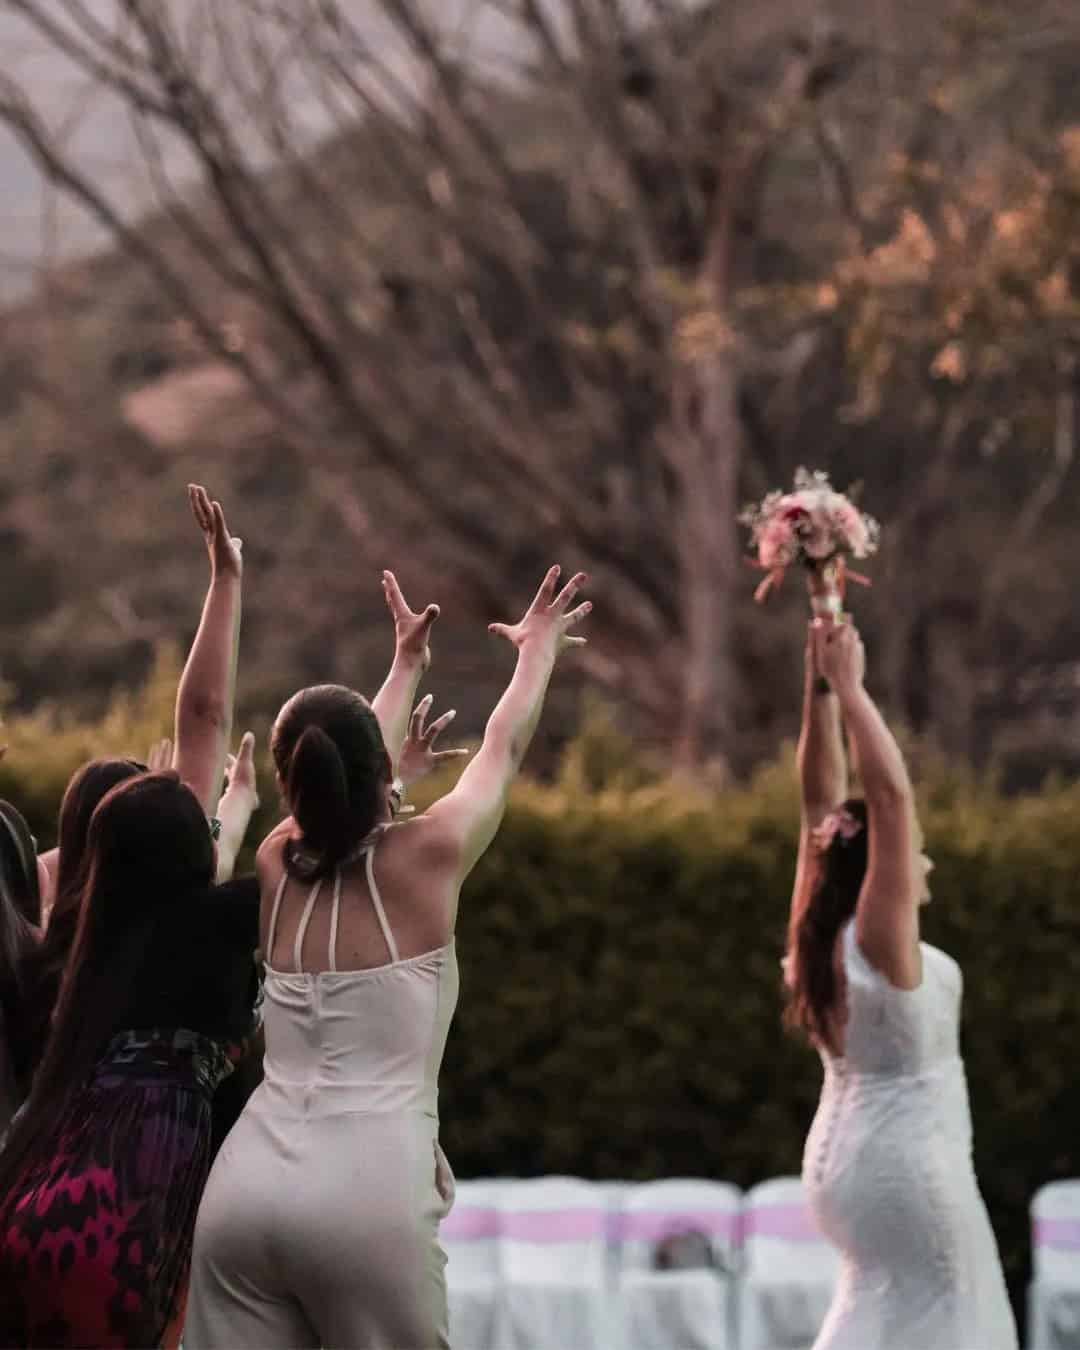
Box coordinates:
[1034,1218,1080,1251]
[612,1210,740,1244]
[440,1195,825,1252]
[739,1203,824,1243]
[441,1204,501,1242]
[443,1206,608,1243]
[443,1205,740,1245]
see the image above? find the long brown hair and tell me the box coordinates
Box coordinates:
[0,772,213,1216]
[272,684,390,880]
[784,798,869,1053]
[15,758,145,1092]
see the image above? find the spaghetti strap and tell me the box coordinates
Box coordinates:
[292,879,324,973]
[365,841,399,964]
[328,870,343,973]
[267,872,289,959]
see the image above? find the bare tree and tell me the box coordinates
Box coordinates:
[0,0,858,769]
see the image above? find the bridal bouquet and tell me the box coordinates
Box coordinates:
[739,468,879,614]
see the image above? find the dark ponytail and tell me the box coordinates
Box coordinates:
[783,797,869,1053]
[273,685,389,881]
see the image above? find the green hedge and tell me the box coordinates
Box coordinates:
[1,678,1074,1322]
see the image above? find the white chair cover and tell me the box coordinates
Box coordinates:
[442,1180,504,1350]
[616,1178,741,1350]
[1029,1180,1080,1349]
[493,1176,610,1349]
[599,1181,629,1284]
[737,1176,839,1350]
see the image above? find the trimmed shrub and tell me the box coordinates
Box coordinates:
[0,682,1071,1321]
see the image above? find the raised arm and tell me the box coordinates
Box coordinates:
[799,620,848,825]
[816,621,923,988]
[790,619,850,930]
[214,732,261,882]
[173,486,243,816]
[370,572,440,773]
[423,566,590,884]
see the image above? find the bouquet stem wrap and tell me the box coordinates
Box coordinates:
[807,558,845,619]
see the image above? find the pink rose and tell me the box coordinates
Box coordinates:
[759,517,797,569]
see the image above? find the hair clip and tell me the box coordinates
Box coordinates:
[810,807,863,853]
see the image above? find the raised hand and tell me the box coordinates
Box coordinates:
[398,695,470,789]
[814,618,865,696]
[382,571,439,671]
[147,737,174,771]
[223,731,259,807]
[189,484,242,580]
[488,566,591,657]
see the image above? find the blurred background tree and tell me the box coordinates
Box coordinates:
[0,0,1076,780]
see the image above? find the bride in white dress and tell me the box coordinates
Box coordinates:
[785,617,1017,1350]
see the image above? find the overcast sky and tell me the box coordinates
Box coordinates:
[0,0,540,296]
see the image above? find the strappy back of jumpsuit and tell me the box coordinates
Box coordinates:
[185,834,459,1349]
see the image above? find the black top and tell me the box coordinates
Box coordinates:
[114,875,261,1046]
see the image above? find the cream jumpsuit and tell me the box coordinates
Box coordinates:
[185,837,459,1349]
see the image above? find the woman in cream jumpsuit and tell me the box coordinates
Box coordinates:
[186,567,591,1349]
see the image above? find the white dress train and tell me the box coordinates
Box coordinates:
[802,922,1017,1350]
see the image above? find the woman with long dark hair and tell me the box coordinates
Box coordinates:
[0,772,263,1348]
[785,618,1015,1349]
[15,484,248,1097]
[185,565,591,1349]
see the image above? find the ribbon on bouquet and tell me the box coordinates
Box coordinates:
[745,554,872,606]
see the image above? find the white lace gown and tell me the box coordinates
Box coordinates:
[803,922,1017,1350]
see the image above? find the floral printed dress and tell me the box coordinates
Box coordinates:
[0,879,260,1349]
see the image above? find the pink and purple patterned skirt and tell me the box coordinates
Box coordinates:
[0,1028,239,1348]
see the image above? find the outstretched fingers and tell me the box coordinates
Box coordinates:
[424,707,458,744]
[528,564,562,613]
[189,484,213,534]
[384,571,439,636]
[409,693,434,741]
[382,569,408,619]
[552,571,589,614]
[560,597,591,648]
[211,499,230,545]
[563,600,592,628]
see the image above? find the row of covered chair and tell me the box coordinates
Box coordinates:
[1029,1180,1080,1350]
[442,1175,838,1349]
[445,1175,1080,1349]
